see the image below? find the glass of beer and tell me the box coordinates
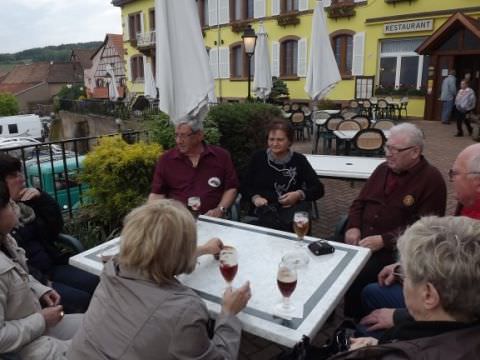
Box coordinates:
[276,260,297,314]
[187,196,201,220]
[293,211,309,246]
[219,246,238,287]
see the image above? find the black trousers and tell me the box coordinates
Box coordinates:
[456,109,473,135]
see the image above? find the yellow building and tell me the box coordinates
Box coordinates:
[112,0,480,120]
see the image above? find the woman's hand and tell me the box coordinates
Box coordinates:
[40,290,61,307]
[253,196,268,207]
[222,281,251,316]
[278,191,302,207]
[41,305,64,329]
[18,188,41,201]
[349,336,378,350]
[196,238,223,257]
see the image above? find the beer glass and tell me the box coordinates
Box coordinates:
[187,196,201,220]
[219,246,238,287]
[276,260,297,314]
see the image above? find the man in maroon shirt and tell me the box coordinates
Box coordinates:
[344,123,446,318]
[148,119,239,218]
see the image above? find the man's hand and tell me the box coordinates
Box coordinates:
[196,237,223,257]
[41,305,64,329]
[360,308,395,332]
[40,290,61,307]
[253,196,268,207]
[345,228,361,245]
[349,336,378,350]
[278,191,301,207]
[358,235,384,252]
[18,188,40,201]
[378,262,400,286]
[205,207,224,218]
[222,281,251,316]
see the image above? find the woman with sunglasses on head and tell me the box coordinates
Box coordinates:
[0,180,81,359]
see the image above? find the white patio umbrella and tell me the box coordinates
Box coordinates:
[143,56,157,98]
[304,0,341,102]
[155,0,216,124]
[106,64,119,101]
[253,23,272,101]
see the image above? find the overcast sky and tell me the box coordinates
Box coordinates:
[0,0,122,54]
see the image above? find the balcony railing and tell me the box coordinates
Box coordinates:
[136,31,156,48]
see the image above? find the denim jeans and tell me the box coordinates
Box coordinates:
[50,264,99,313]
[441,100,454,123]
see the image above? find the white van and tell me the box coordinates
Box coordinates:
[0,114,43,140]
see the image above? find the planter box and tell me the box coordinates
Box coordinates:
[277,13,300,27]
[327,5,356,19]
[385,0,416,3]
[231,21,251,33]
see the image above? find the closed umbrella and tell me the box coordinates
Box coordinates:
[304,0,341,102]
[143,56,157,98]
[155,0,215,124]
[106,64,119,101]
[253,23,272,101]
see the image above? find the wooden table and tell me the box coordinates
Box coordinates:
[69,216,370,347]
[304,154,384,180]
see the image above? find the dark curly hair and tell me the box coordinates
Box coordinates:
[0,180,10,210]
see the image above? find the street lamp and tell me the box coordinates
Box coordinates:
[242,25,257,101]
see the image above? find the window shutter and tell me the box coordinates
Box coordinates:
[323,0,332,7]
[140,11,144,34]
[271,41,280,77]
[254,0,266,18]
[209,48,219,79]
[219,47,230,79]
[352,32,365,76]
[299,0,308,11]
[272,0,280,16]
[297,38,307,77]
[218,0,229,24]
[123,15,129,41]
[208,0,218,26]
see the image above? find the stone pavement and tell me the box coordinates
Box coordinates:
[238,120,476,360]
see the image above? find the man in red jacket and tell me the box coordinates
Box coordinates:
[344,123,447,318]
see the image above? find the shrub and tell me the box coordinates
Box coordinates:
[206,103,281,179]
[144,111,220,150]
[268,77,290,104]
[0,92,19,116]
[79,136,162,240]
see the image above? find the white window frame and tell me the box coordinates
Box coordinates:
[379,51,425,90]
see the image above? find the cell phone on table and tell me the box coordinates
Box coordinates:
[308,240,335,256]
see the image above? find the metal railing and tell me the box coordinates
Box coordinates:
[0,130,147,218]
[136,30,156,47]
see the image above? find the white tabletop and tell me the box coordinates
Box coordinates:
[304,154,384,180]
[334,130,390,140]
[69,217,370,348]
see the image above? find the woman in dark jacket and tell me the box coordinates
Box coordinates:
[0,154,98,313]
[243,118,324,232]
[329,216,480,360]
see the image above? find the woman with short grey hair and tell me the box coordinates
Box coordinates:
[330,216,480,359]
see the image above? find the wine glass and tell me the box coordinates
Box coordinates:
[293,211,310,246]
[275,260,297,315]
[187,196,201,220]
[219,246,238,288]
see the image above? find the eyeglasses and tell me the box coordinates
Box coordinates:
[174,132,195,140]
[448,169,480,182]
[384,145,415,154]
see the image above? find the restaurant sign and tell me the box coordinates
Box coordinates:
[384,19,433,34]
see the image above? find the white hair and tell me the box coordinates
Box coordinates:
[389,123,424,151]
[397,216,480,321]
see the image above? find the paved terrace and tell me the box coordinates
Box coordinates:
[238,120,476,359]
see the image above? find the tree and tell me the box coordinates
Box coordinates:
[0,92,19,116]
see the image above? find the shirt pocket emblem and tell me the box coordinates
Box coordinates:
[208,177,221,188]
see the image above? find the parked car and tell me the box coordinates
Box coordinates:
[0,137,75,160]
[25,155,86,212]
[0,114,43,139]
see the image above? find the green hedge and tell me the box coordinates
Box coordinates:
[206,103,281,179]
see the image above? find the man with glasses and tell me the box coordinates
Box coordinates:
[358,143,480,336]
[148,119,238,218]
[343,123,446,318]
